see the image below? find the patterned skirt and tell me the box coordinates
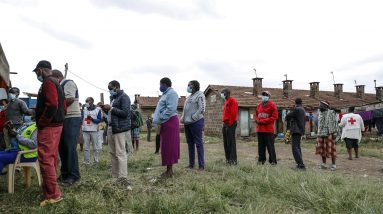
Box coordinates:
[132,128,140,140]
[315,135,336,158]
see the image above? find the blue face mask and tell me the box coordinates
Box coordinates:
[9,93,16,100]
[160,85,167,93]
[37,75,44,82]
[187,87,192,93]
[262,96,269,102]
[109,88,117,96]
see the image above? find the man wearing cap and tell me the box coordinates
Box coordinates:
[286,97,306,170]
[255,91,278,165]
[3,87,32,148]
[221,88,238,165]
[51,69,81,186]
[315,101,338,171]
[33,60,66,206]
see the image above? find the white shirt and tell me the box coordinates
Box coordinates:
[339,113,365,142]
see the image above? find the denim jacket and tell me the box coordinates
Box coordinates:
[153,88,179,124]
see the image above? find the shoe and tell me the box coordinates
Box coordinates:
[185,165,194,169]
[61,178,79,187]
[330,165,337,171]
[114,177,132,187]
[198,167,205,171]
[40,197,63,207]
[355,155,359,159]
[319,164,328,169]
[257,161,265,165]
[348,157,352,160]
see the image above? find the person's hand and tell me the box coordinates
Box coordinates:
[254,119,260,124]
[103,104,112,112]
[87,115,92,119]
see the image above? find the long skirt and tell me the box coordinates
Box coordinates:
[160,115,180,166]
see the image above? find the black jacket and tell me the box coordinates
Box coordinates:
[110,90,131,134]
[286,105,306,135]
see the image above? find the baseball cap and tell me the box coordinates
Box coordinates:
[32,60,52,72]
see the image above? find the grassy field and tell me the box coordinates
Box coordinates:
[1,133,383,213]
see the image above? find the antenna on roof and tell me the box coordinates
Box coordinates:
[253,68,257,78]
[374,80,377,88]
[283,74,287,81]
[330,71,335,84]
[354,80,357,86]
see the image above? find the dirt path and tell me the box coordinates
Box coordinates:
[211,141,383,178]
[140,138,383,178]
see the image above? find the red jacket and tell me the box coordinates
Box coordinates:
[255,100,278,133]
[222,97,238,126]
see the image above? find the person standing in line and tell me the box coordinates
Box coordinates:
[146,115,153,142]
[131,104,143,151]
[33,60,65,206]
[181,80,206,170]
[102,80,131,186]
[82,97,102,166]
[255,91,278,165]
[51,70,81,186]
[96,102,106,146]
[153,77,180,178]
[221,88,238,165]
[339,106,364,160]
[286,98,306,170]
[315,101,339,171]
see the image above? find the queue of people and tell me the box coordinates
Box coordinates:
[0,60,370,208]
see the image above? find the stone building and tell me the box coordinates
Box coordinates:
[0,42,10,99]
[134,95,186,131]
[204,77,383,137]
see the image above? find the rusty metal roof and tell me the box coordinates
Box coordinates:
[204,84,381,110]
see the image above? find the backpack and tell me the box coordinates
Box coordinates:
[131,110,143,129]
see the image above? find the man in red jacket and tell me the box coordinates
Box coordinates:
[255,91,278,165]
[221,88,238,165]
[33,60,66,207]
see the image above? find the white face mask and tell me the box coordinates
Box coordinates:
[220,93,226,99]
[84,103,90,108]
[9,93,16,100]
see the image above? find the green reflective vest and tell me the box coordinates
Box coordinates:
[18,123,38,159]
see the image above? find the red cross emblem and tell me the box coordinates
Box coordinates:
[348,117,356,125]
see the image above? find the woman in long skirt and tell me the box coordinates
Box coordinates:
[153,77,180,177]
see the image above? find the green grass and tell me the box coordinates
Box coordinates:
[1,137,383,213]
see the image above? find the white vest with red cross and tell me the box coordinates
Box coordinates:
[339,113,365,142]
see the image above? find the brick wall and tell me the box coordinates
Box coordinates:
[205,91,224,137]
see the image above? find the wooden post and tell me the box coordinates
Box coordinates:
[100,93,104,104]
[64,63,68,78]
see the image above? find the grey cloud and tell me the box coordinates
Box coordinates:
[0,0,38,7]
[21,17,92,49]
[90,0,217,19]
[336,53,383,72]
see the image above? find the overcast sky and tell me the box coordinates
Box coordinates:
[1,0,383,103]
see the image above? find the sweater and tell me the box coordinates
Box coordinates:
[181,91,206,125]
[222,97,238,126]
[255,100,278,133]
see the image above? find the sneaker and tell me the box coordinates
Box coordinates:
[330,165,337,171]
[319,164,328,169]
[40,197,63,207]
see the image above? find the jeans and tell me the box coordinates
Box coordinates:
[222,122,237,164]
[185,119,205,169]
[291,133,305,167]
[59,117,81,181]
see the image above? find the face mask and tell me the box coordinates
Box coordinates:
[109,89,117,96]
[160,85,167,93]
[37,75,44,82]
[84,103,90,108]
[262,96,269,102]
[0,106,4,111]
[220,93,226,99]
[187,87,193,93]
[9,93,16,100]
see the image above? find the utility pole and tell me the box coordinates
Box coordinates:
[64,63,68,78]
[100,93,104,104]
